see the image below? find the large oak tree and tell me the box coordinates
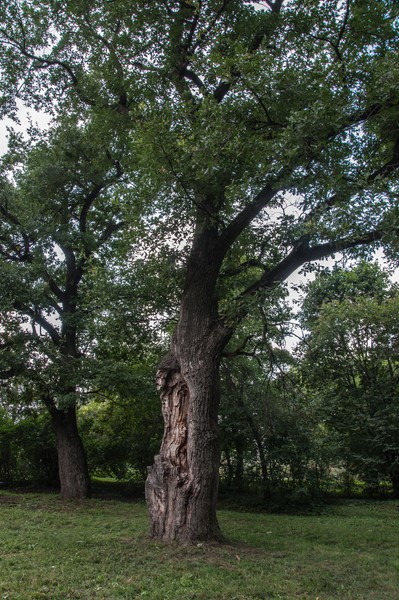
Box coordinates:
[1,0,399,539]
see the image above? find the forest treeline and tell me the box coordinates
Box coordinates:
[2,261,399,506]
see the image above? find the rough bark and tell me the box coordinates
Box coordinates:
[46,400,91,499]
[146,341,225,542]
[146,217,230,542]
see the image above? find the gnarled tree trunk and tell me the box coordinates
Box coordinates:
[146,336,226,542]
[146,217,230,542]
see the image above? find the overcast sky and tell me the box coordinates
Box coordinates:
[0,103,51,156]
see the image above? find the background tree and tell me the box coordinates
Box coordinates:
[1,0,399,540]
[0,401,58,487]
[0,116,131,498]
[300,261,394,325]
[220,340,330,505]
[78,361,163,484]
[300,264,399,496]
[219,292,292,497]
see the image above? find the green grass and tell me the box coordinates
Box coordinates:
[0,492,398,599]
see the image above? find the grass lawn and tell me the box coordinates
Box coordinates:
[0,491,398,599]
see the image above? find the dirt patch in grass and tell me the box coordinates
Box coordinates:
[0,494,21,505]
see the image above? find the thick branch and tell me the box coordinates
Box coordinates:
[11,21,81,88]
[0,202,20,226]
[263,0,285,13]
[1,24,94,107]
[97,219,125,246]
[241,229,384,297]
[192,0,235,55]
[58,242,76,274]
[42,269,65,304]
[0,202,35,262]
[13,301,61,346]
[213,1,284,102]
[222,334,254,357]
[79,183,105,234]
[31,313,61,346]
[181,68,205,90]
[42,395,59,418]
[218,184,276,252]
[182,0,202,54]
[82,16,130,111]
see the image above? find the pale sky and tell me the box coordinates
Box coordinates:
[0,103,51,156]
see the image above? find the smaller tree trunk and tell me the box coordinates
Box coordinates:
[233,439,245,491]
[224,449,234,488]
[390,468,399,499]
[235,394,271,499]
[45,399,90,499]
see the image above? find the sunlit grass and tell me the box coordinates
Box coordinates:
[0,491,398,599]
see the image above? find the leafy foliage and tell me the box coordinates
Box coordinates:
[301,264,399,495]
[78,362,163,481]
[1,0,399,517]
[0,406,58,485]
